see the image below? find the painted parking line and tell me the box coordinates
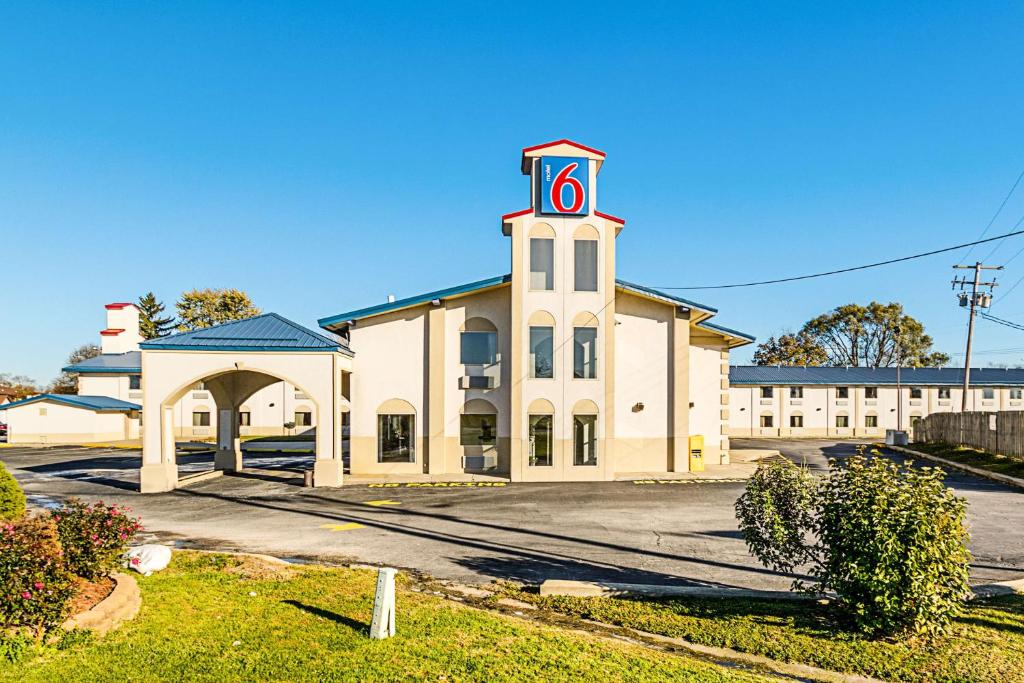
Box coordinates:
[367,482,507,488]
[320,522,365,532]
[632,478,747,485]
[363,500,401,507]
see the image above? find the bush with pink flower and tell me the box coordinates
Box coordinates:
[0,517,76,636]
[51,499,142,580]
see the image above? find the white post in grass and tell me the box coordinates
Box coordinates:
[369,567,397,639]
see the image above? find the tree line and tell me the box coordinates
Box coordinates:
[2,289,260,397]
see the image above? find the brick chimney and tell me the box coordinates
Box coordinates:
[101,303,143,354]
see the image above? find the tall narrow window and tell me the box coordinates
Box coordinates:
[238,411,251,426]
[460,332,497,365]
[129,375,141,390]
[294,411,312,427]
[529,326,554,378]
[789,386,803,398]
[573,327,597,379]
[192,411,210,427]
[573,414,598,466]
[790,415,803,428]
[378,414,415,463]
[529,238,554,290]
[529,415,553,466]
[574,240,598,291]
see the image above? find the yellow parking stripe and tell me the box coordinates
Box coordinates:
[363,500,401,507]
[320,523,365,532]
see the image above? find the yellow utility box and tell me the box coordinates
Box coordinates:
[688,435,705,472]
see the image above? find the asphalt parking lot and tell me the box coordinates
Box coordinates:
[2,439,1022,588]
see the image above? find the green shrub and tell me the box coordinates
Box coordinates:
[52,499,142,580]
[813,456,970,638]
[0,461,26,521]
[0,517,77,636]
[0,632,35,664]
[736,455,971,638]
[735,460,817,572]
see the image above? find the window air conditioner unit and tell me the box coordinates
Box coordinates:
[460,376,495,390]
[463,453,498,470]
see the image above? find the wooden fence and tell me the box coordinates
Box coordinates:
[913,410,1024,461]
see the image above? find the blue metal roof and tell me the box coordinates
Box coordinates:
[141,313,352,355]
[697,320,756,343]
[614,279,717,315]
[64,351,142,374]
[317,274,726,328]
[730,365,1024,386]
[319,275,512,328]
[0,394,141,412]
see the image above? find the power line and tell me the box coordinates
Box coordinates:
[653,228,1024,290]
[961,168,1024,262]
[981,211,1024,263]
[980,311,1024,332]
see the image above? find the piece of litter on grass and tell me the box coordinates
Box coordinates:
[514,611,524,616]
[232,641,241,647]
[248,591,257,597]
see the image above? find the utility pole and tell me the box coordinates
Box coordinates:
[952,262,1002,412]
[895,325,902,432]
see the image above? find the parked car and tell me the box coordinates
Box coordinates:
[0,422,7,440]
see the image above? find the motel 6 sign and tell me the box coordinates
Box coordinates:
[539,156,589,216]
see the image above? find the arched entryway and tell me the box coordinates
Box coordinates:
[137,314,354,493]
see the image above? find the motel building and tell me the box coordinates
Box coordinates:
[2,140,758,492]
[728,365,1024,438]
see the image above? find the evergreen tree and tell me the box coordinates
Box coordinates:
[137,292,175,339]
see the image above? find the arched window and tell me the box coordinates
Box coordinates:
[460,399,498,448]
[572,399,599,466]
[377,399,416,464]
[759,412,773,428]
[528,398,555,467]
[528,311,556,379]
[865,413,878,428]
[460,317,498,366]
[789,412,803,428]
[572,311,598,380]
[573,224,599,292]
[529,223,555,291]
[835,412,850,428]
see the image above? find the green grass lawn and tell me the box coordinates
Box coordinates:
[2,553,772,683]
[909,442,1024,479]
[494,588,1024,683]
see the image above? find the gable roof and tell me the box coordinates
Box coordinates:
[0,394,141,412]
[521,139,606,174]
[730,365,1024,386]
[141,313,352,355]
[317,273,755,347]
[319,275,512,329]
[64,351,142,374]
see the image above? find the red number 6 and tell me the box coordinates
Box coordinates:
[551,163,585,213]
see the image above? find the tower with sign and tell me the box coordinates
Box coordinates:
[501,140,626,481]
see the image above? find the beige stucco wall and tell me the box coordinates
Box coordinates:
[347,307,427,474]
[613,293,671,472]
[2,401,129,443]
[689,336,727,462]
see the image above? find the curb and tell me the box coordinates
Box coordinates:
[886,444,1024,490]
[62,571,141,635]
[539,579,820,601]
[972,578,1024,599]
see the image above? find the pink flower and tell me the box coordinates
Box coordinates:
[33,582,43,590]
[130,557,140,565]
[21,591,31,599]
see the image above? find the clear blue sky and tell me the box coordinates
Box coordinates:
[3,2,1024,385]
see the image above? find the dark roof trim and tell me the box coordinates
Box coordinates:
[729,365,1024,386]
[0,394,141,412]
[614,279,717,314]
[696,320,756,343]
[319,275,512,328]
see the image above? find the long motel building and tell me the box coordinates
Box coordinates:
[2,139,761,490]
[727,365,1024,438]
